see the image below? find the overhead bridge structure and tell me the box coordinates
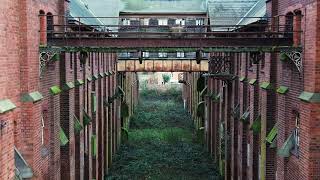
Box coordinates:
[43,15,299,74]
[46,16,296,50]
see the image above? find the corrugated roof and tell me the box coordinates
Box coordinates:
[69,0,104,26]
[207,0,266,31]
[120,0,207,13]
[236,0,266,26]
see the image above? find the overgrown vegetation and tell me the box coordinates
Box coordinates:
[162,74,171,84]
[106,87,220,180]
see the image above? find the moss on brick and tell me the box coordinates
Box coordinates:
[75,79,84,86]
[249,79,257,85]
[49,86,62,95]
[0,99,16,114]
[277,86,289,94]
[62,82,75,91]
[21,91,43,103]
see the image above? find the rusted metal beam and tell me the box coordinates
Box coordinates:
[49,37,292,48]
[117,59,208,72]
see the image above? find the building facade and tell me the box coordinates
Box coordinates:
[0,0,138,179]
[183,0,320,180]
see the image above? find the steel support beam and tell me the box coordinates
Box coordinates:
[49,37,292,48]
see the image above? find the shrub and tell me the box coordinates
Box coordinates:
[162,74,171,84]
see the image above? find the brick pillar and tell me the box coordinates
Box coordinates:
[207,77,212,154]
[60,53,76,180]
[97,52,105,180]
[74,52,85,180]
[238,53,249,180]
[225,81,232,180]
[107,56,113,168]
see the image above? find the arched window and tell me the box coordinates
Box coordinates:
[294,10,302,46]
[47,12,54,38]
[285,12,294,38]
[39,10,46,45]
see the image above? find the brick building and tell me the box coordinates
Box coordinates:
[0,0,138,179]
[0,0,319,180]
[183,0,320,180]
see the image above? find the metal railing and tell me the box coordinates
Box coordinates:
[40,15,300,40]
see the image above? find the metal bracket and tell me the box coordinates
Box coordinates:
[282,50,303,73]
[39,49,60,78]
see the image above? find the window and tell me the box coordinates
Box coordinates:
[143,18,149,26]
[294,10,302,45]
[143,52,149,58]
[177,52,185,58]
[196,19,203,26]
[285,12,294,38]
[158,19,168,26]
[158,52,168,58]
[176,19,185,26]
[122,18,130,25]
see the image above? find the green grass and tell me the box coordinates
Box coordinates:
[106,88,220,180]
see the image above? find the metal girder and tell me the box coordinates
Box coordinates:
[117,59,208,72]
[41,46,301,53]
[49,37,292,48]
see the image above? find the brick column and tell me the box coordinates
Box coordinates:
[60,53,76,180]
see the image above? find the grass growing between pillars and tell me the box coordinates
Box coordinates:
[106,88,220,180]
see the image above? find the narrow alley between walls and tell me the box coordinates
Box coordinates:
[107,86,220,180]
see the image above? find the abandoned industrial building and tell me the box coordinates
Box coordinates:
[0,0,319,179]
